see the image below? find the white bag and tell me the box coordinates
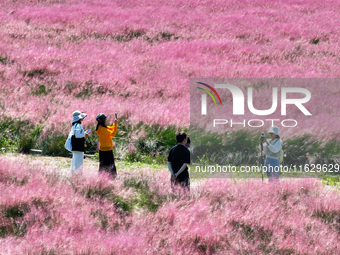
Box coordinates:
[64,131,73,152]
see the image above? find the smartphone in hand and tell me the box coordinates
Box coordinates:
[115,113,118,119]
[86,128,91,134]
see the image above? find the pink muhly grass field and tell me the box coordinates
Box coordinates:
[0,156,339,254]
[1,1,340,253]
[1,0,340,131]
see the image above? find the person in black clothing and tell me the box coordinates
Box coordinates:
[167,132,191,192]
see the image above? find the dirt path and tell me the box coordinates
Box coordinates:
[3,153,99,176]
[2,153,337,191]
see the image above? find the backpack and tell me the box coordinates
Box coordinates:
[274,138,284,164]
[279,148,284,164]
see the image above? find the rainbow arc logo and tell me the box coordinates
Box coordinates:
[196,82,222,106]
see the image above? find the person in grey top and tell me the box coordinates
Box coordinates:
[260,126,282,182]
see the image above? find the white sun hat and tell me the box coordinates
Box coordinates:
[72,110,87,123]
[267,126,279,136]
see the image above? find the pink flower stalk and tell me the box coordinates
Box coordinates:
[1,0,340,134]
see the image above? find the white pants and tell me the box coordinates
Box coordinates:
[71,151,84,174]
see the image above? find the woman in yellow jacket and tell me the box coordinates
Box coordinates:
[95,113,119,178]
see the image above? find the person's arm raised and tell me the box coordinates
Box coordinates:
[105,120,119,137]
[268,139,282,153]
[74,124,85,138]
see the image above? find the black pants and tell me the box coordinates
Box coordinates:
[171,176,190,192]
[99,150,117,178]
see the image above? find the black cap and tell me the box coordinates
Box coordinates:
[96,113,107,122]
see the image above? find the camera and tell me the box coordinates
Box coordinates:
[260,132,265,142]
[260,132,265,151]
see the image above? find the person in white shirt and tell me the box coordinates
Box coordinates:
[260,126,282,182]
[70,110,90,174]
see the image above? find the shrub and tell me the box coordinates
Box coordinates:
[41,133,70,157]
[18,125,43,154]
